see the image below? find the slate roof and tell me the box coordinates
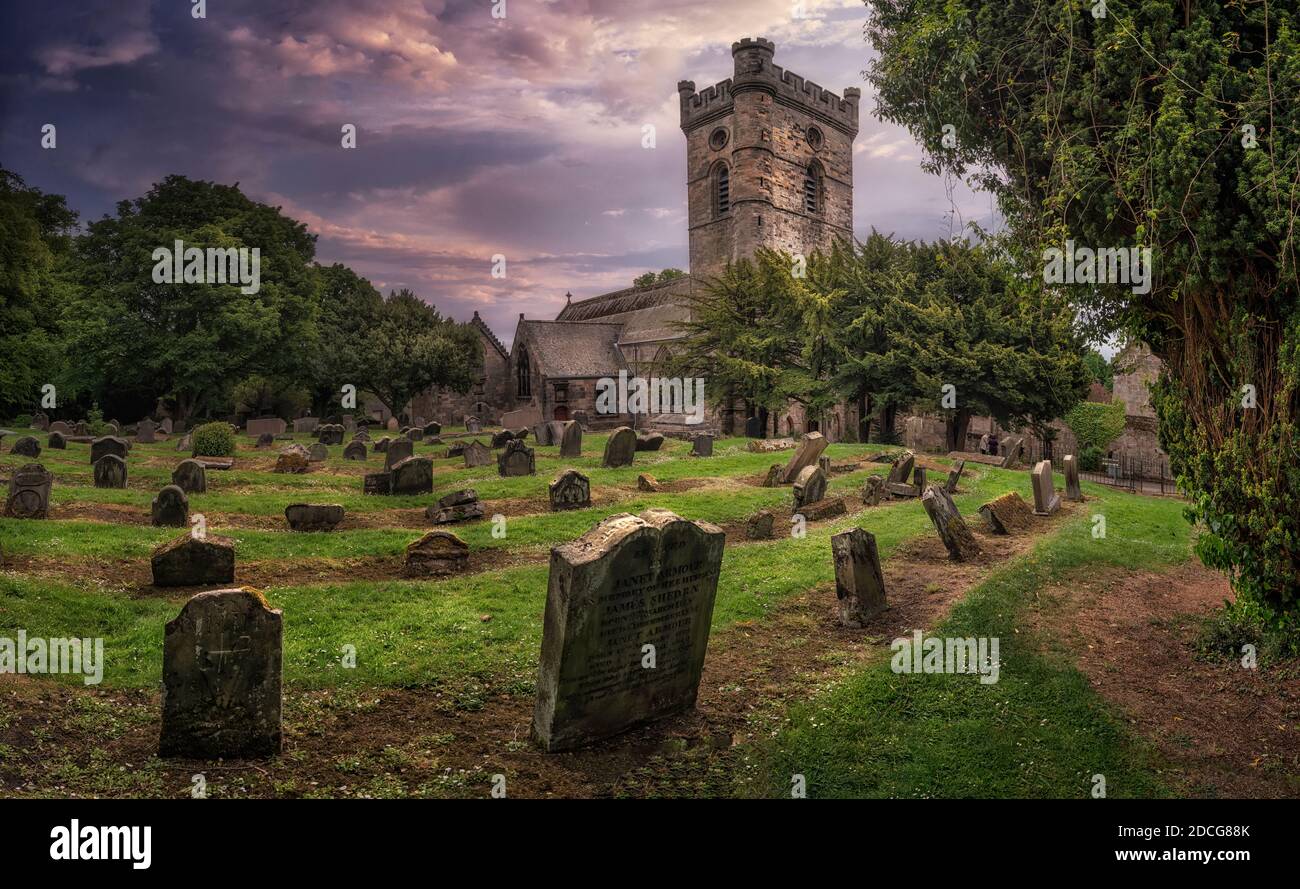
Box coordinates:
[516,320,628,378]
[555,275,695,322]
[470,311,509,359]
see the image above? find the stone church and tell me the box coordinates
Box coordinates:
[409,38,863,439]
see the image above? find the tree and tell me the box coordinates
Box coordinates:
[867,0,1300,615]
[1082,350,1113,390]
[356,289,481,421]
[0,168,76,418]
[633,268,687,288]
[306,263,384,415]
[1063,400,1127,469]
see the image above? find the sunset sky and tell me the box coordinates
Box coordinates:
[0,0,992,343]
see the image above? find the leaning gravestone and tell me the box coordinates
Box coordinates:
[792,465,828,511]
[559,421,582,458]
[172,459,207,494]
[921,485,982,561]
[10,436,41,458]
[534,423,553,446]
[861,474,885,506]
[691,434,714,457]
[831,528,888,627]
[497,439,535,477]
[427,489,484,524]
[531,508,725,752]
[151,533,236,586]
[1000,435,1025,468]
[390,456,433,495]
[635,432,665,452]
[93,454,128,489]
[1031,460,1061,515]
[151,485,190,527]
[602,426,637,468]
[47,431,66,449]
[780,431,827,484]
[1063,454,1083,501]
[887,451,915,484]
[284,503,344,531]
[490,430,514,449]
[343,440,367,461]
[945,459,966,494]
[978,491,1035,534]
[5,464,53,518]
[549,470,591,511]
[463,440,493,468]
[136,419,157,443]
[404,530,469,577]
[159,588,282,758]
[90,436,128,464]
[384,438,414,471]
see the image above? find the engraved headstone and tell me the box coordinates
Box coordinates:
[921,485,981,561]
[172,459,207,494]
[10,435,40,458]
[549,470,591,511]
[831,528,887,627]
[780,431,827,483]
[93,454,128,489]
[1031,460,1060,515]
[390,456,433,495]
[151,533,236,587]
[317,424,345,446]
[559,421,582,458]
[792,464,827,511]
[690,434,714,457]
[363,472,392,495]
[532,509,725,751]
[404,530,469,576]
[887,451,915,484]
[602,426,637,468]
[1063,454,1082,501]
[285,503,345,531]
[465,416,482,434]
[159,588,282,758]
[5,463,53,518]
[384,438,414,471]
[151,485,190,527]
[497,439,535,477]
[463,440,492,468]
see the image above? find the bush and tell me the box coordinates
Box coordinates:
[1062,400,1126,453]
[11,413,32,429]
[1078,445,1103,472]
[191,421,236,457]
[85,403,112,437]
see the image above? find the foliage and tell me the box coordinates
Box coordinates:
[191,421,236,457]
[1082,350,1113,390]
[305,263,384,416]
[231,373,309,420]
[1063,401,1127,454]
[633,268,686,288]
[1078,445,1103,473]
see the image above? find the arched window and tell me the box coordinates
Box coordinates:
[803,161,823,215]
[516,345,531,397]
[713,162,730,218]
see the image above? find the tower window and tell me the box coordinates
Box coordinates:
[709,127,729,151]
[713,162,730,217]
[803,162,823,215]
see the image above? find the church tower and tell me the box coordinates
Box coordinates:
[678,38,859,279]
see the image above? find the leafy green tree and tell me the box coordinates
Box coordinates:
[633,268,687,288]
[1082,350,1113,390]
[1063,400,1127,452]
[306,263,384,415]
[867,0,1300,615]
[357,289,481,421]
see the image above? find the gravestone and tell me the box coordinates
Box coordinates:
[799,497,846,521]
[1063,454,1082,501]
[831,528,888,627]
[792,465,828,511]
[363,472,392,495]
[635,432,665,452]
[690,434,714,457]
[559,421,582,458]
[292,417,319,434]
[47,431,66,449]
[819,455,832,476]
[386,417,400,432]
[151,485,190,527]
[317,424,345,446]
[404,530,469,577]
[373,437,390,453]
[913,466,927,496]
[497,440,535,477]
[746,509,774,539]
[5,464,53,519]
[465,416,482,434]
[1000,435,1025,468]
[405,427,424,443]
[176,434,192,452]
[887,451,915,484]
[384,438,414,471]
[90,436,128,464]
[136,419,157,443]
[531,508,725,752]
[93,454,128,489]
[151,533,236,587]
[978,491,1034,534]
[549,470,591,511]
[1031,460,1061,515]
[747,438,794,453]
[352,429,371,442]
[602,426,637,468]
[424,421,441,436]
[255,432,275,449]
[490,430,514,449]
[445,442,465,458]
[284,503,345,531]
[637,473,660,492]
[159,418,173,434]
[48,421,71,436]
[343,440,367,461]
[534,423,553,446]
[172,459,207,494]
[780,431,827,484]
[463,440,492,468]
[274,445,310,474]
[427,490,484,524]
[32,412,49,431]
[945,459,966,495]
[246,417,286,439]
[921,485,982,561]
[744,416,762,438]
[513,428,529,442]
[10,436,40,458]
[390,456,433,495]
[861,475,885,506]
[159,588,282,758]
[74,421,88,436]
[308,442,328,463]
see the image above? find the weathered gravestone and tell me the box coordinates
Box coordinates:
[159,588,282,758]
[497,439,535,477]
[151,533,236,587]
[792,465,828,511]
[255,432,275,449]
[1063,454,1082,501]
[363,471,392,495]
[945,459,966,494]
[602,426,637,468]
[465,416,482,434]
[32,412,49,431]
[1000,435,1025,468]
[978,491,1034,534]
[308,442,328,463]
[74,420,89,437]
[10,436,40,458]
[533,422,553,446]
[444,441,464,458]
[761,463,783,487]
[1031,460,1061,515]
[490,429,514,449]
[47,431,66,449]
[691,434,714,457]
[343,440,367,461]
[861,474,885,506]
[424,421,441,437]
[151,485,190,527]
[513,427,529,442]
[246,417,286,439]
[172,459,207,494]
[274,445,310,474]
[426,489,484,524]
[405,427,424,443]
[559,421,582,458]
[744,415,762,438]
[404,530,469,577]
[912,466,928,496]
[921,485,982,561]
[317,424,345,446]
[887,451,915,484]
[159,418,173,434]
[463,440,492,468]
[531,508,725,752]
[746,509,775,539]
[549,470,591,511]
[390,456,433,495]
[176,434,192,452]
[284,503,345,531]
[373,437,390,453]
[5,464,53,518]
[292,417,319,434]
[90,436,128,464]
[798,497,847,521]
[831,528,888,627]
[48,421,71,436]
[635,432,665,452]
[93,454,128,489]
[136,419,157,443]
[819,455,832,476]
[383,438,414,471]
[780,431,827,484]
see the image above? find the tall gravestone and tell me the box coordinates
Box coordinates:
[159,588,282,758]
[780,431,827,484]
[549,470,591,511]
[887,451,915,484]
[390,456,433,495]
[5,464,53,519]
[531,509,725,752]
[691,434,714,457]
[921,485,982,561]
[831,528,888,627]
[136,419,157,443]
[944,459,965,494]
[1031,460,1061,515]
[744,416,762,438]
[383,438,414,472]
[1063,454,1082,501]
[93,454,128,489]
[534,423,553,446]
[559,421,582,458]
[602,426,637,468]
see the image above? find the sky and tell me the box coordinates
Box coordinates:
[0,0,995,346]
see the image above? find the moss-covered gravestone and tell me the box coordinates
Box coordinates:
[831,528,887,626]
[172,459,207,494]
[531,508,725,752]
[549,470,590,511]
[151,533,235,586]
[921,485,981,561]
[5,464,52,519]
[93,454,128,489]
[601,426,637,468]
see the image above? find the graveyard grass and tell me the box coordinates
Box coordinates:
[1,427,1200,797]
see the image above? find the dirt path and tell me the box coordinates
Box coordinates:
[1028,563,1300,798]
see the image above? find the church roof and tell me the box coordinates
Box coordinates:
[555,275,694,322]
[516,320,628,378]
[470,310,509,359]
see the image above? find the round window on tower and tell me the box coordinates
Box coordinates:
[806,125,824,151]
[709,127,729,151]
